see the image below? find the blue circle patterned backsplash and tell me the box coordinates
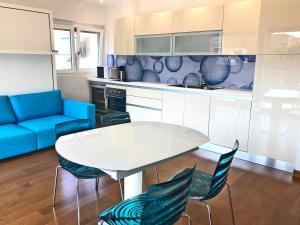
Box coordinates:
[153,60,164,73]
[107,54,255,90]
[165,56,183,72]
[200,56,230,85]
[183,73,201,86]
[125,58,143,81]
[141,70,160,83]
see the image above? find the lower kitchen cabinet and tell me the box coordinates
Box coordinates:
[209,96,251,151]
[127,105,161,122]
[184,94,210,136]
[162,91,185,125]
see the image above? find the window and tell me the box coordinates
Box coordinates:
[54,26,103,73]
[54,29,72,70]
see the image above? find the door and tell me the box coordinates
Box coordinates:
[162,91,185,125]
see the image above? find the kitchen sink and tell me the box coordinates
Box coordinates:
[168,84,223,90]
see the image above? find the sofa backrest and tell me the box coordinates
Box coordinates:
[0,96,16,125]
[10,90,63,122]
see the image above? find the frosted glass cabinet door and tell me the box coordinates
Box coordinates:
[0,6,51,53]
[209,97,252,151]
[173,32,222,55]
[135,35,172,55]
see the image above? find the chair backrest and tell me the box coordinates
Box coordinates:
[141,166,195,225]
[206,140,239,199]
[101,112,131,127]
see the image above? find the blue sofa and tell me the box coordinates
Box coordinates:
[0,90,96,160]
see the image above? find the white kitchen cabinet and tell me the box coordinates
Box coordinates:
[113,17,134,55]
[209,96,252,151]
[184,94,210,136]
[248,55,300,164]
[222,0,261,55]
[162,91,185,125]
[257,0,300,54]
[0,4,52,54]
[134,11,173,35]
[126,87,162,122]
[173,31,222,55]
[127,105,161,122]
[173,5,223,33]
[135,34,172,55]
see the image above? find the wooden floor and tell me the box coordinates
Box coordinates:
[1,148,300,225]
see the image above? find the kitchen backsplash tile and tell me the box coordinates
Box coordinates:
[107,55,255,90]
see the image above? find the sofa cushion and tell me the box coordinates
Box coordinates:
[18,115,77,149]
[10,90,63,122]
[0,96,16,125]
[0,124,37,159]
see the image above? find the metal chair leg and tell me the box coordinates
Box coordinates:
[155,166,160,184]
[95,178,99,191]
[182,213,192,225]
[202,202,212,225]
[76,178,81,225]
[226,183,236,225]
[118,180,124,201]
[52,165,61,207]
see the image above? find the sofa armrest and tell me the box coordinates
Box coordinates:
[63,99,96,129]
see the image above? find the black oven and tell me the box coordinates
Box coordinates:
[105,87,126,113]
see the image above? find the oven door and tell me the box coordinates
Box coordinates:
[105,88,126,113]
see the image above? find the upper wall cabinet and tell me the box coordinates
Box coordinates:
[222,0,261,55]
[135,34,172,55]
[173,31,222,55]
[0,5,52,54]
[257,0,300,54]
[114,17,134,55]
[135,11,173,35]
[173,5,223,33]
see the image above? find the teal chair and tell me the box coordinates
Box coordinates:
[98,166,196,225]
[101,112,160,184]
[52,118,123,225]
[182,140,239,225]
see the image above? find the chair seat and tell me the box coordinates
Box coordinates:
[99,194,145,223]
[189,170,212,201]
[58,154,107,179]
[172,169,212,201]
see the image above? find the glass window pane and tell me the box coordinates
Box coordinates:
[79,31,99,69]
[54,29,72,70]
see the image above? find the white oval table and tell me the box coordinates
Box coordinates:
[56,121,209,199]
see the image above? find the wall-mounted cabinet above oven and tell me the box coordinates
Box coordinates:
[134,31,222,56]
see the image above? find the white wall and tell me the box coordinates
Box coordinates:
[0,54,53,95]
[0,0,106,25]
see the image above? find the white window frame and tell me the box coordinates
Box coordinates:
[54,24,104,74]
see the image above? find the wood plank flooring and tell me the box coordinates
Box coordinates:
[0,148,300,225]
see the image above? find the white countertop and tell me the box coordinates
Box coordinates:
[88,76,253,101]
[56,121,209,179]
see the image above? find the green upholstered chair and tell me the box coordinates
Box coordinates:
[98,166,195,225]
